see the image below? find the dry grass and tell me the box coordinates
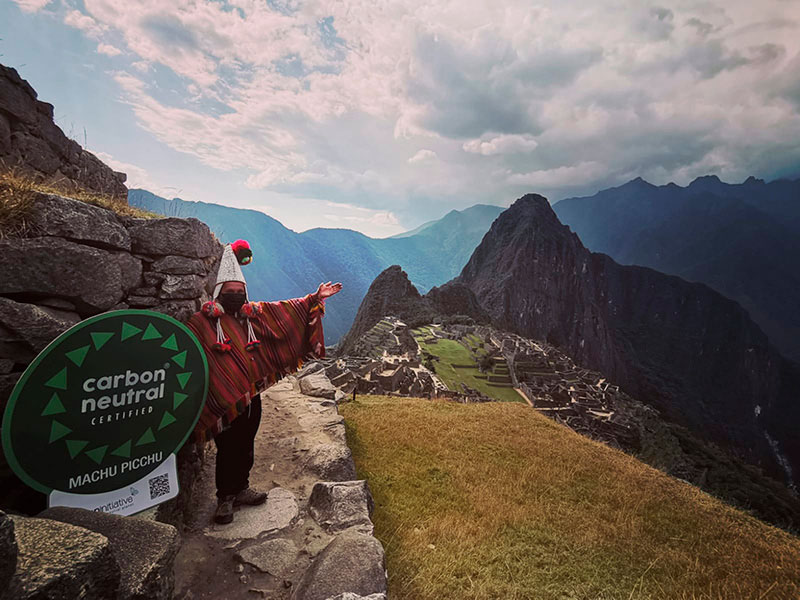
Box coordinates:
[341,396,800,600]
[0,170,157,238]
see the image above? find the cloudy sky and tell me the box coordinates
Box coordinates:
[3,0,800,236]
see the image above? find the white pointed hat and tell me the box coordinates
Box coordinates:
[213,239,253,300]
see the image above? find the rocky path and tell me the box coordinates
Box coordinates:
[173,376,387,600]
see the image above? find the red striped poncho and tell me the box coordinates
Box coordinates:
[187,293,325,442]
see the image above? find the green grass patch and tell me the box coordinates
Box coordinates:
[413,333,522,403]
[342,397,800,600]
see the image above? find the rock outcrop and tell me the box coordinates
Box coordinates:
[0,64,127,199]
[39,507,180,600]
[337,265,489,355]
[457,194,800,483]
[3,514,121,600]
[2,508,181,600]
[292,530,387,600]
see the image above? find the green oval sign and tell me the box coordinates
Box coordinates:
[2,310,208,495]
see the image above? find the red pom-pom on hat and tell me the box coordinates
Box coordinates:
[232,239,253,265]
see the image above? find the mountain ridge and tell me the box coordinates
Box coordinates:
[553,176,800,361]
[128,189,502,343]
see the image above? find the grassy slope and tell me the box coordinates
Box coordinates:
[342,396,800,600]
[412,327,522,403]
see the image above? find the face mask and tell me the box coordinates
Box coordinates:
[219,292,247,315]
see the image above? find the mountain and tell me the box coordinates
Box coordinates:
[455,194,800,486]
[128,189,502,343]
[553,176,800,363]
[336,265,489,355]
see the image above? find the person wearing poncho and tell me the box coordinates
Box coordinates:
[187,239,342,524]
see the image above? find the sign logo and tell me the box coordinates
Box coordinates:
[2,310,208,496]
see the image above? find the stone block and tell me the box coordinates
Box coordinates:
[0,237,126,312]
[39,506,180,600]
[128,218,218,259]
[143,272,166,287]
[297,361,324,378]
[300,372,337,399]
[235,538,298,578]
[0,297,80,362]
[159,274,204,300]
[4,514,120,600]
[151,256,207,275]
[129,287,158,297]
[152,300,197,322]
[26,192,130,250]
[309,481,374,535]
[291,531,386,600]
[116,253,143,292]
[10,131,60,174]
[35,297,76,311]
[304,444,357,481]
[127,295,160,308]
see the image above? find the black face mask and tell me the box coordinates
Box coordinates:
[219,292,247,315]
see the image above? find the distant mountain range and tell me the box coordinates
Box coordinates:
[455,194,800,487]
[128,189,502,343]
[553,175,800,362]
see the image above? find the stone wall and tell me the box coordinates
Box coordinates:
[0,63,127,199]
[0,190,221,515]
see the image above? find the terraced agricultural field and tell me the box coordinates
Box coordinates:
[411,327,522,403]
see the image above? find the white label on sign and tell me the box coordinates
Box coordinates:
[49,453,178,516]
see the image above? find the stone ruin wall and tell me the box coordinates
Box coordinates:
[0,190,222,521]
[0,64,128,200]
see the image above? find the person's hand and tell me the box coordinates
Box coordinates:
[316,281,342,300]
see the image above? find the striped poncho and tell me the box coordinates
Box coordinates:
[187,293,325,442]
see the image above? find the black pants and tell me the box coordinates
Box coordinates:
[214,395,262,498]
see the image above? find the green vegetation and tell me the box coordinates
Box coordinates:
[411,327,521,403]
[342,396,800,600]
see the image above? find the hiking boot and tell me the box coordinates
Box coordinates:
[234,487,267,506]
[214,495,235,524]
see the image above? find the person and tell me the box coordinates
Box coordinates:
[186,239,342,524]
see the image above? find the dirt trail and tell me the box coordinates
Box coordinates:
[173,378,345,600]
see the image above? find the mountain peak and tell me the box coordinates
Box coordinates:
[689,174,723,188]
[620,176,656,190]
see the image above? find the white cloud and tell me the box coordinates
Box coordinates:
[463,134,539,155]
[507,162,606,187]
[63,9,106,39]
[47,0,800,228]
[408,149,438,164]
[12,0,50,13]
[90,150,178,199]
[97,43,122,56]
[257,197,405,238]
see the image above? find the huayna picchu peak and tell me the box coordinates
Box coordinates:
[457,193,800,488]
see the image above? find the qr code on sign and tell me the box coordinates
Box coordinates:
[148,474,171,500]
